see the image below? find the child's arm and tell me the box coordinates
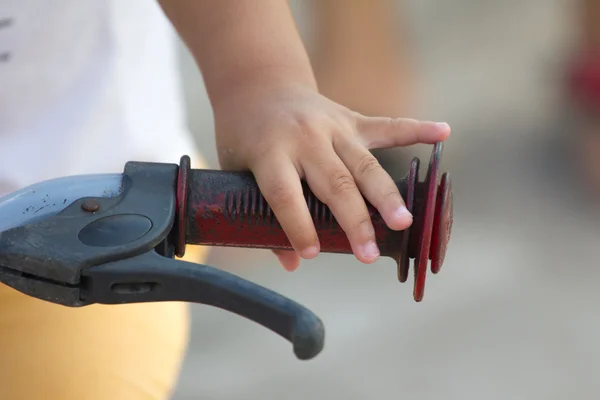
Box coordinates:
[158,0,450,270]
[158,0,317,108]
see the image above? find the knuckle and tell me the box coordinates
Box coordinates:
[354,213,373,231]
[294,114,333,141]
[328,169,357,196]
[356,154,383,177]
[294,114,321,135]
[390,117,412,132]
[388,118,410,138]
[244,140,278,168]
[267,182,295,209]
[293,113,314,131]
[332,112,358,134]
[384,186,401,200]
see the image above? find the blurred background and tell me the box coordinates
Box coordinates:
[172,1,600,399]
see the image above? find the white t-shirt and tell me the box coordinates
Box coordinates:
[0,0,200,195]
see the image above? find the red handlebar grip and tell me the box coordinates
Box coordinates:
[176,142,453,302]
[184,169,409,257]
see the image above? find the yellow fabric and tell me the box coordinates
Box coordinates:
[0,244,209,400]
[0,153,211,399]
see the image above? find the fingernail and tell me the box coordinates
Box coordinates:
[436,122,450,131]
[300,245,319,259]
[360,241,380,260]
[396,205,412,219]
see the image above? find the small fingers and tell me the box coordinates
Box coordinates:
[251,154,320,263]
[301,142,379,264]
[334,136,412,231]
[356,115,451,149]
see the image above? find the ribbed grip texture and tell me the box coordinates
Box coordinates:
[222,183,338,229]
[185,169,405,258]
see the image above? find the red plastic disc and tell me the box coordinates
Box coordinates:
[413,142,443,302]
[430,172,452,274]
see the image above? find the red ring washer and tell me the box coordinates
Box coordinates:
[398,157,419,283]
[175,155,191,258]
[413,142,443,302]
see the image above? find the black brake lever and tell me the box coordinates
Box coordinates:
[82,251,324,360]
[0,161,324,360]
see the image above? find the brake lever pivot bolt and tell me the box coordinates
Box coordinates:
[81,199,100,213]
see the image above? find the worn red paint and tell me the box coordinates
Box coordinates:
[177,142,453,302]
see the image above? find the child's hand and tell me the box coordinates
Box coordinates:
[213,82,450,271]
[159,1,450,270]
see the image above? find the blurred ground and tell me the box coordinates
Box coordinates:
[172,1,600,399]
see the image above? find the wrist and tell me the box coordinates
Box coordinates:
[206,63,318,110]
